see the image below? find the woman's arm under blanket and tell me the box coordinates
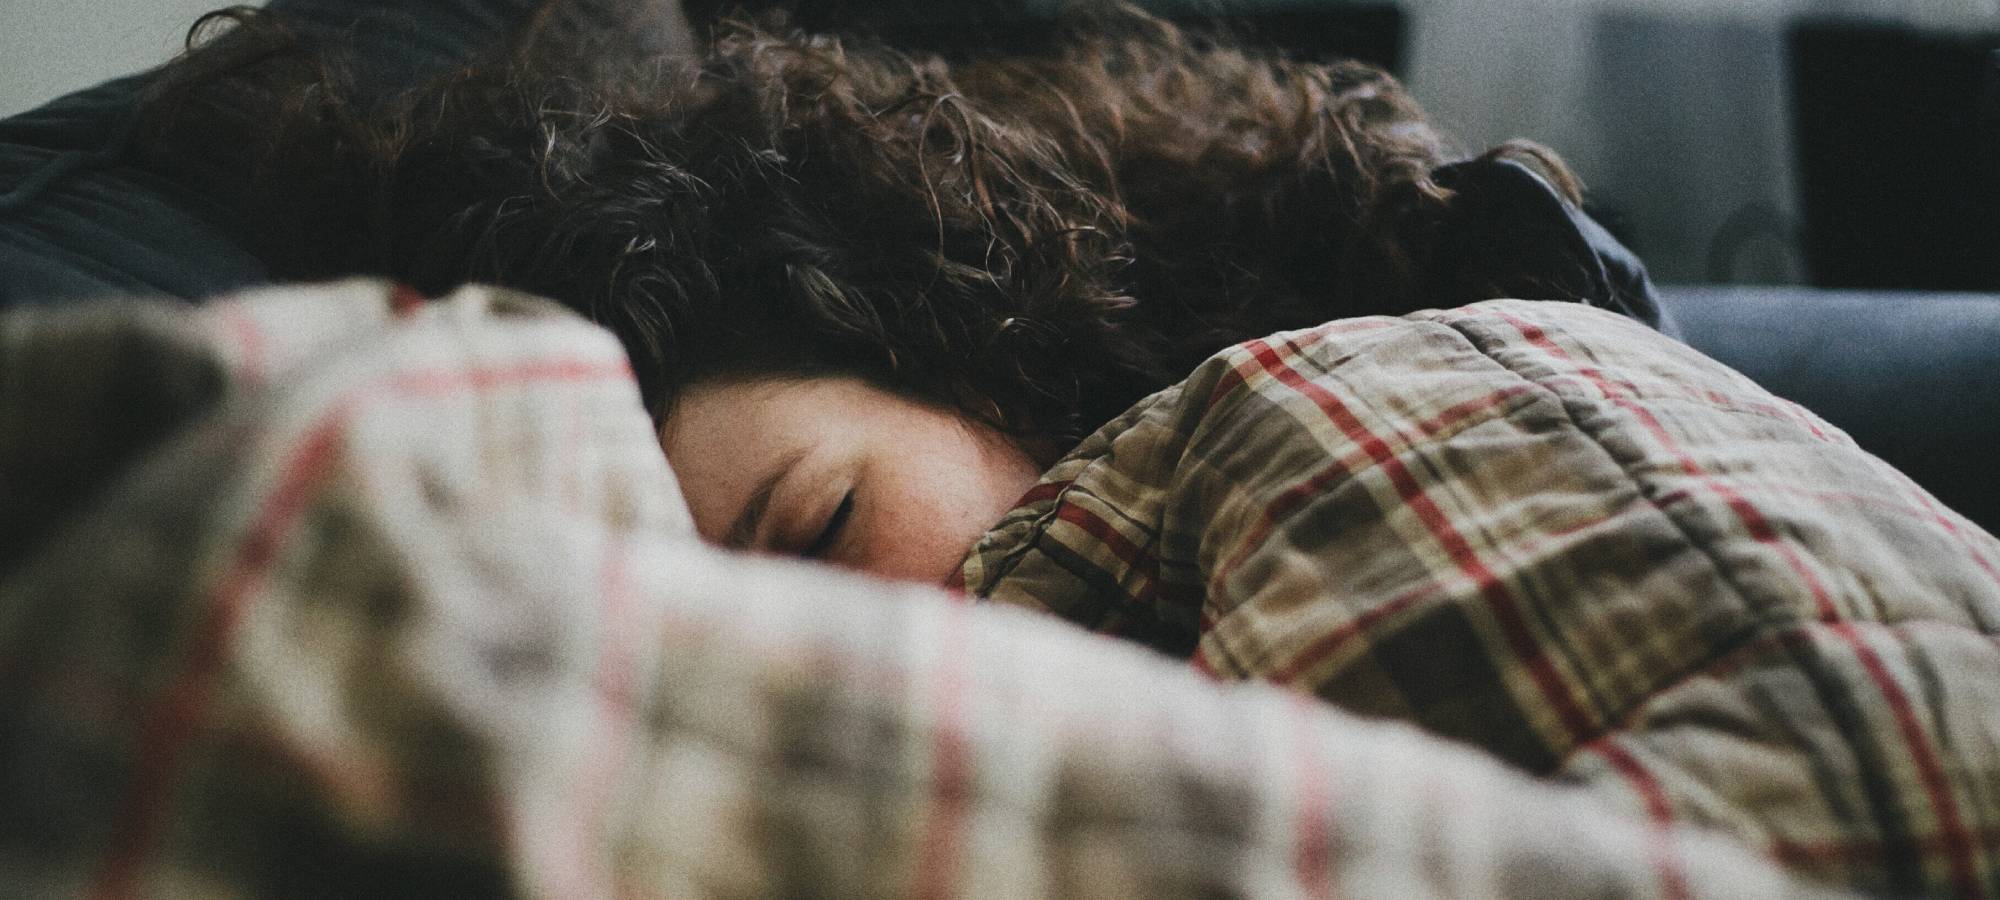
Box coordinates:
[962,298,2000,897]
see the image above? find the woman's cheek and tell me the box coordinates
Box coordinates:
[842,415,1039,584]
[837,472,985,583]
[842,498,960,583]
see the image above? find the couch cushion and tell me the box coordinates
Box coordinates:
[1661,285,2000,534]
[0,0,549,309]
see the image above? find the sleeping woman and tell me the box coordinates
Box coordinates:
[141,2,1664,583]
[125,7,2000,897]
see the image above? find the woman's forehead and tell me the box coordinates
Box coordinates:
[665,376,871,437]
[660,379,891,499]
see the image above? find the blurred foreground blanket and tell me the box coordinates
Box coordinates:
[0,280,1893,899]
[961,299,2000,898]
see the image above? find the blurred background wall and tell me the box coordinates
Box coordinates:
[1401,0,1998,286]
[0,0,265,119]
[5,0,1996,288]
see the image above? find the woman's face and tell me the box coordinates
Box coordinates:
[660,377,1044,583]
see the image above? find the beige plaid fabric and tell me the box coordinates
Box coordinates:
[0,282,1844,898]
[960,299,2000,899]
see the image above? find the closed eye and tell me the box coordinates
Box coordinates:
[801,492,855,559]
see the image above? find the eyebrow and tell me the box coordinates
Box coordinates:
[724,447,809,549]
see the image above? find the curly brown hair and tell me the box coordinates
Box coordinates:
[139,3,1580,455]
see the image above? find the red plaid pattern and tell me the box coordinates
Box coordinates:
[961,299,2000,898]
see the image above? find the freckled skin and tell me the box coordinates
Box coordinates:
[660,377,1044,584]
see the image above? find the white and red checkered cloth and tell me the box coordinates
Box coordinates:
[0,281,1911,898]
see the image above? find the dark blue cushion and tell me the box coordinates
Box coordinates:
[0,0,544,309]
[1661,285,2000,535]
[0,74,267,306]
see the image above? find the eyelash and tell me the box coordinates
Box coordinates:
[800,492,855,559]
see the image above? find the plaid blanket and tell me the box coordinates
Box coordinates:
[0,281,1851,899]
[959,299,2000,898]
